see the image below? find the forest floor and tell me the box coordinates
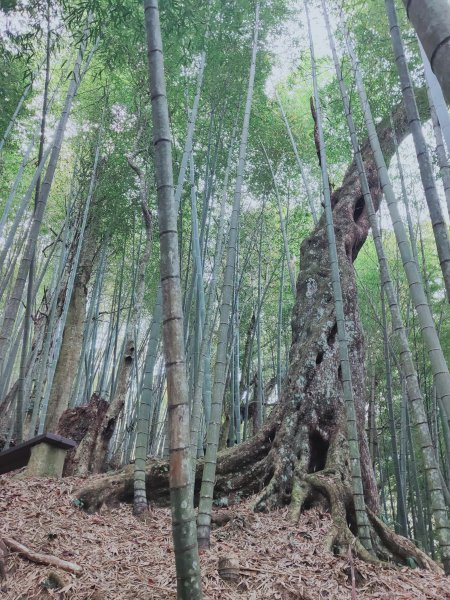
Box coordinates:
[1,473,450,599]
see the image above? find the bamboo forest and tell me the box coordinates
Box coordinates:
[1,0,450,598]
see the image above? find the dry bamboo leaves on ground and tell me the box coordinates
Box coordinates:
[1,473,450,599]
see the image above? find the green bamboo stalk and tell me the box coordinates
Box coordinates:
[275,90,318,224]
[188,105,241,462]
[260,142,296,296]
[144,1,202,596]
[307,0,372,552]
[385,0,450,301]
[325,3,450,570]
[197,2,260,550]
[402,0,450,105]
[0,21,94,377]
[341,7,450,432]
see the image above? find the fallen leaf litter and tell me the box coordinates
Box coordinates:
[1,473,449,599]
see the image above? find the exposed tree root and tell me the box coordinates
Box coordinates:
[302,471,377,565]
[367,508,444,574]
[257,466,444,575]
[76,424,274,512]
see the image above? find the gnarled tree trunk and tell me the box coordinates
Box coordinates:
[76,99,431,566]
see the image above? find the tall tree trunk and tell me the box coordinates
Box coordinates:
[75,53,448,587]
[402,0,450,105]
[76,87,441,569]
[144,1,202,597]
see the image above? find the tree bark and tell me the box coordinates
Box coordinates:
[58,392,109,476]
[305,1,372,551]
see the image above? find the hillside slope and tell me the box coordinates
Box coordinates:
[1,473,449,599]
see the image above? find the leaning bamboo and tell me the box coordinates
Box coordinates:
[324,2,450,571]
[0,22,94,376]
[341,7,450,430]
[385,0,450,301]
